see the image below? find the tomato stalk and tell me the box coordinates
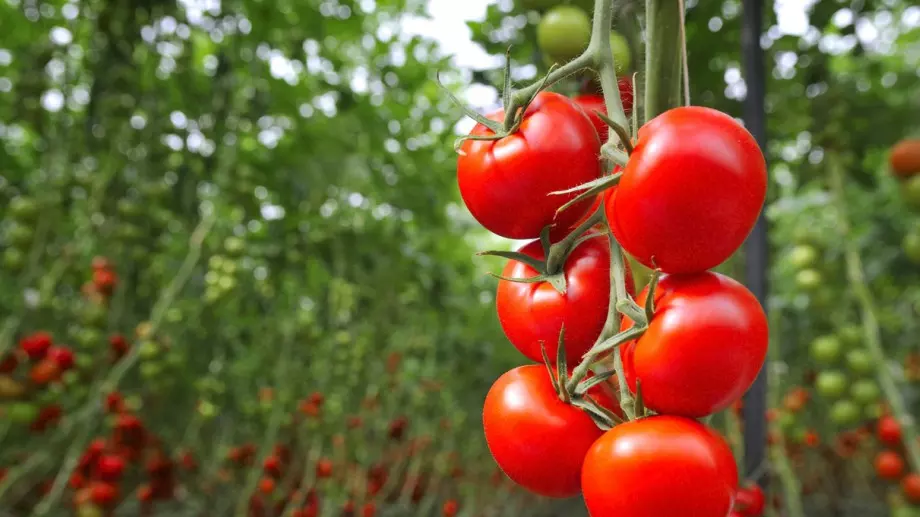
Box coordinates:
[826,151,920,474]
[644,0,684,120]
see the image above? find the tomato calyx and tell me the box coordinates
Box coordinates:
[551,171,623,219]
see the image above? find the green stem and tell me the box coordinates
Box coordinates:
[771,441,806,517]
[644,0,684,121]
[827,152,920,474]
[545,207,604,273]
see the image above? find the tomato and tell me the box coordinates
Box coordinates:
[815,371,847,399]
[734,483,766,516]
[581,416,738,517]
[877,415,903,447]
[874,451,905,480]
[573,84,635,143]
[902,174,920,210]
[890,139,920,178]
[903,231,920,264]
[606,106,767,274]
[496,233,634,365]
[829,399,860,426]
[609,30,631,74]
[788,244,818,269]
[849,379,880,404]
[902,473,920,504]
[809,335,841,364]
[457,92,601,239]
[619,272,768,417]
[537,6,591,65]
[845,349,874,375]
[483,365,615,498]
[795,269,822,291]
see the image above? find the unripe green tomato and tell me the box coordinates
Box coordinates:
[220,260,237,275]
[74,354,94,371]
[863,402,884,420]
[76,504,103,517]
[75,328,102,349]
[810,335,842,364]
[3,249,25,270]
[537,6,591,65]
[81,303,108,327]
[6,401,39,423]
[140,361,162,379]
[837,325,863,347]
[138,340,160,360]
[815,370,848,399]
[778,412,796,432]
[903,232,920,264]
[795,268,822,290]
[9,196,39,221]
[62,371,79,386]
[845,349,874,375]
[116,198,143,218]
[224,236,245,256]
[7,223,34,248]
[849,379,880,404]
[609,30,631,74]
[902,175,920,211]
[165,352,183,368]
[829,399,861,426]
[788,244,818,269]
[166,307,182,323]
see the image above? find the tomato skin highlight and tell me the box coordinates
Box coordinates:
[483,365,615,498]
[620,272,768,417]
[457,92,601,239]
[496,233,634,365]
[581,415,738,517]
[607,106,767,274]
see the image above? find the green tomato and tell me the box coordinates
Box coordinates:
[138,340,160,360]
[609,30,631,74]
[2,249,25,270]
[140,361,162,379]
[902,174,920,211]
[788,244,818,269]
[795,268,822,291]
[6,402,39,424]
[903,232,920,264]
[224,236,246,256]
[845,349,874,375]
[815,370,848,399]
[849,379,880,404]
[7,223,34,248]
[829,399,861,426]
[537,6,591,65]
[778,412,796,432]
[837,325,863,347]
[116,198,143,218]
[864,402,884,420]
[810,335,842,364]
[9,196,39,221]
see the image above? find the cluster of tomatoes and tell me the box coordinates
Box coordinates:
[456,46,769,512]
[874,416,920,509]
[890,139,920,264]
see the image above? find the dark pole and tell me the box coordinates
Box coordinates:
[741,0,768,483]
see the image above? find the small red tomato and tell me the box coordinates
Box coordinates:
[620,272,768,417]
[47,346,75,370]
[263,455,282,477]
[316,458,333,479]
[457,92,601,239]
[362,502,377,517]
[388,416,408,440]
[442,499,459,517]
[110,334,129,358]
[734,483,766,516]
[903,473,920,504]
[607,106,767,274]
[258,477,275,495]
[89,481,119,507]
[874,451,905,480]
[582,416,738,517]
[497,233,634,365]
[0,354,18,373]
[483,365,616,498]
[93,269,118,294]
[877,415,903,447]
[29,359,61,385]
[20,332,53,360]
[97,454,126,481]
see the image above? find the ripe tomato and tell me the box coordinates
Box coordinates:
[874,450,905,480]
[890,139,920,178]
[619,272,768,417]
[606,106,767,274]
[902,473,920,504]
[734,483,765,516]
[496,233,634,365]
[573,84,634,143]
[877,415,903,447]
[483,365,615,498]
[457,92,601,239]
[537,6,591,65]
[582,416,738,517]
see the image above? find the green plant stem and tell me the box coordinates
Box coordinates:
[644,0,683,121]
[826,152,920,474]
[770,442,806,517]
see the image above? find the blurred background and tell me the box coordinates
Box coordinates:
[0,0,918,516]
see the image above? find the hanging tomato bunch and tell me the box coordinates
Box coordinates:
[452,0,769,515]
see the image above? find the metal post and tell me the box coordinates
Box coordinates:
[741,0,769,482]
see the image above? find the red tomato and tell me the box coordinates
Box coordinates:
[903,473,920,504]
[582,415,738,517]
[497,233,634,365]
[734,483,766,516]
[874,451,905,480]
[457,92,601,239]
[606,106,766,274]
[877,415,903,447]
[620,272,768,417]
[483,365,616,498]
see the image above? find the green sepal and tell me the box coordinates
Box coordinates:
[477,250,546,272]
[553,173,623,216]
